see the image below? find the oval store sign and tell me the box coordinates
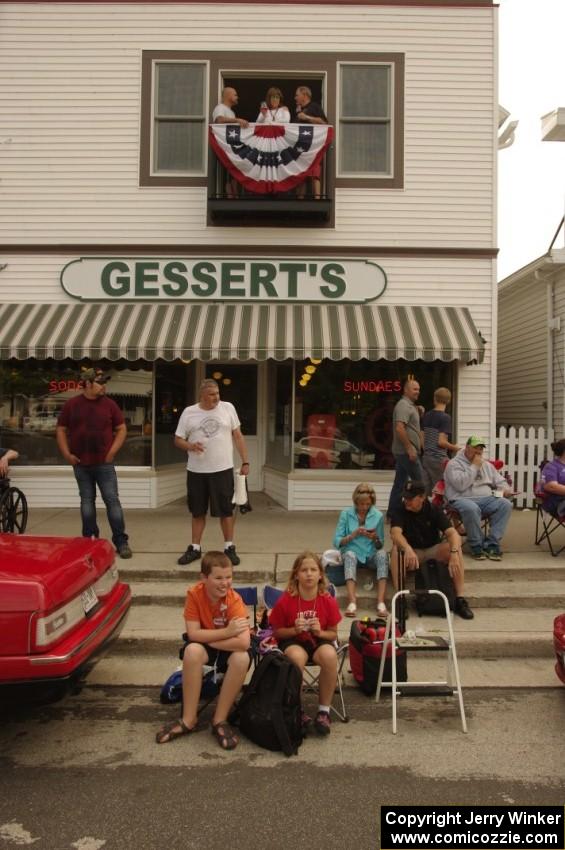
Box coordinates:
[60,257,387,303]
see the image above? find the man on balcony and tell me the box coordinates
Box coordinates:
[212,87,249,199]
[294,86,328,199]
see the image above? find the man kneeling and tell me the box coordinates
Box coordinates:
[156,550,251,749]
[390,481,474,620]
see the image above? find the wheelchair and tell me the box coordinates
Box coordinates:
[0,476,28,533]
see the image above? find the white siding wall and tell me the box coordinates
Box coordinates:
[0,3,495,247]
[549,272,565,436]
[497,278,547,428]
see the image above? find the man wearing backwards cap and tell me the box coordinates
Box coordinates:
[56,368,132,558]
[443,436,512,561]
[390,480,474,619]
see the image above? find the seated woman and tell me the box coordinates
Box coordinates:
[268,551,341,736]
[255,87,291,124]
[541,439,565,516]
[333,483,388,618]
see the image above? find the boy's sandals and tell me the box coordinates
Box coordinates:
[211,721,239,750]
[345,602,357,617]
[155,718,205,744]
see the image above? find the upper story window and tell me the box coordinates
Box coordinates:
[140,51,404,196]
[338,63,392,177]
[153,61,208,175]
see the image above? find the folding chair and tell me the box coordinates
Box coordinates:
[534,494,565,557]
[263,583,349,722]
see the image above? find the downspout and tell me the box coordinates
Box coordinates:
[540,271,555,434]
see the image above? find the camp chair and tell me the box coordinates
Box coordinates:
[534,482,565,557]
[262,583,349,722]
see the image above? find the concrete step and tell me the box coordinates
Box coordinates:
[127,578,565,610]
[89,650,561,690]
[117,550,565,585]
[114,603,561,659]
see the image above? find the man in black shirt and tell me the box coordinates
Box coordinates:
[294,86,328,199]
[390,480,473,619]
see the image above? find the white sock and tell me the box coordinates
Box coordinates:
[318,705,330,714]
[224,541,233,549]
[191,543,201,551]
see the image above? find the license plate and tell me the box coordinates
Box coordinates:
[81,586,98,614]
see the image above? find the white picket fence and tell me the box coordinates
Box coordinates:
[495,426,555,508]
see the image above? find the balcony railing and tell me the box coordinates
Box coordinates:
[207,122,333,226]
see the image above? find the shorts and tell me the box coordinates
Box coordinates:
[187,468,234,518]
[181,641,253,670]
[412,543,446,567]
[278,637,336,663]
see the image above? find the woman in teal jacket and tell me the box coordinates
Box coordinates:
[333,483,389,618]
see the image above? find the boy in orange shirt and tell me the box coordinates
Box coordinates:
[156,550,250,750]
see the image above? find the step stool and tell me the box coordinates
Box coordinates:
[375,587,467,734]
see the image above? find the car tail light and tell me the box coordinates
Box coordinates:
[34,596,86,647]
[93,566,119,597]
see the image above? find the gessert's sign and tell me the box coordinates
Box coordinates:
[60,258,387,303]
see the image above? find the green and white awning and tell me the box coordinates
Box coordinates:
[0,302,485,363]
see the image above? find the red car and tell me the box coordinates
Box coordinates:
[554,613,565,686]
[0,534,131,700]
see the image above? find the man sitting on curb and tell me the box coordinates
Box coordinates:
[444,436,513,561]
[156,550,251,750]
[390,480,474,620]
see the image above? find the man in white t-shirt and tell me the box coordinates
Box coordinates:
[174,379,250,567]
[211,87,248,199]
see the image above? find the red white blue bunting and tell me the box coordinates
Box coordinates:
[209,123,334,194]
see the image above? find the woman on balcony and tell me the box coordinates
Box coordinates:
[255,87,291,124]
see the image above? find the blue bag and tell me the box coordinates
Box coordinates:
[159,668,222,705]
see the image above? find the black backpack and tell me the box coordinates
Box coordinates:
[232,652,304,757]
[414,559,456,616]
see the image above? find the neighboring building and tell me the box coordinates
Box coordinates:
[498,240,565,432]
[0,0,497,510]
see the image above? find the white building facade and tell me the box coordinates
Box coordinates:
[0,0,498,510]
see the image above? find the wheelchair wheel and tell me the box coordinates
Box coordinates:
[0,485,28,533]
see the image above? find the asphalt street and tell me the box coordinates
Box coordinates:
[1,686,564,850]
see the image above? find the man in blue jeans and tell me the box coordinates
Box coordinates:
[387,378,424,517]
[444,436,512,561]
[56,368,132,558]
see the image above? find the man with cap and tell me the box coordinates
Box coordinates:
[444,436,512,561]
[390,480,474,619]
[56,367,132,558]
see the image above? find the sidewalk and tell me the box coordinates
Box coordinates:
[24,496,565,690]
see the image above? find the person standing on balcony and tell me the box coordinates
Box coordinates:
[387,379,424,518]
[255,87,291,124]
[211,87,249,199]
[175,379,250,568]
[420,387,460,494]
[294,86,328,199]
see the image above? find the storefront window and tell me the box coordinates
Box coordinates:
[0,361,153,467]
[205,363,258,435]
[293,359,453,470]
[155,360,196,466]
[265,360,293,472]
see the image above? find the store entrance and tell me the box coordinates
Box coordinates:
[204,363,261,490]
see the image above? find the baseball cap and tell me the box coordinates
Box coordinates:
[466,435,486,448]
[402,480,427,499]
[81,367,111,384]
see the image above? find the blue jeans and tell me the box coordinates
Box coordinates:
[73,463,128,550]
[449,495,512,551]
[387,453,424,516]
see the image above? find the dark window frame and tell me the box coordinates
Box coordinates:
[140,50,404,190]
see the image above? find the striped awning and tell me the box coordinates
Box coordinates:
[0,302,485,363]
